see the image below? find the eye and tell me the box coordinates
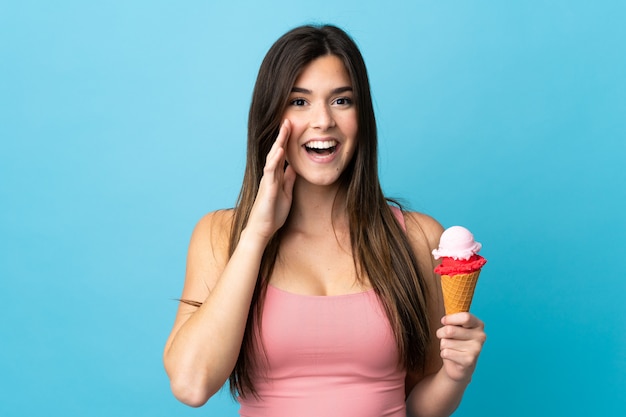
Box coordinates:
[334,97,353,106]
[290,98,307,106]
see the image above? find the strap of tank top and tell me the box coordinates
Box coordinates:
[389,205,406,231]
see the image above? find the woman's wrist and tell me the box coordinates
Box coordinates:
[436,364,472,390]
[238,227,271,254]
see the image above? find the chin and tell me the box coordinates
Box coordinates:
[297,174,343,188]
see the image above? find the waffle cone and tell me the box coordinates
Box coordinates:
[440,270,481,314]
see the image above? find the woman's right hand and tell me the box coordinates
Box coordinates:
[245,119,297,242]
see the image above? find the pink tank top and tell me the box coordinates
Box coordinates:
[238,286,406,417]
[238,207,407,417]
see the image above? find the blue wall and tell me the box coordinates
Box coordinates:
[1,1,624,415]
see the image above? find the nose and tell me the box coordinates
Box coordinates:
[310,103,336,130]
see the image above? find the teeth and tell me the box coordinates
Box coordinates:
[305,140,337,149]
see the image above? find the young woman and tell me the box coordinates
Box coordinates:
[163,25,486,417]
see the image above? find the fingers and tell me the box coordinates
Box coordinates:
[264,120,291,172]
[441,312,483,328]
[282,164,297,198]
[437,313,486,382]
[275,119,291,149]
[437,313,486,343]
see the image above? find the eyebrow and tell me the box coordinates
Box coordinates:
[290,86,353,95]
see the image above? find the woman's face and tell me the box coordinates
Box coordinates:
[283,54,358,188]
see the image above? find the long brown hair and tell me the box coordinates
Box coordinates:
[227,24,431,398]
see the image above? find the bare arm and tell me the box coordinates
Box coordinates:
[163,121,296,407]
[404,212,487,417]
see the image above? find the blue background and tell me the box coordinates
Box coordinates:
[1,1,624,416]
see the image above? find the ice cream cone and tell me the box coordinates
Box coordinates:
[440,270,481,315]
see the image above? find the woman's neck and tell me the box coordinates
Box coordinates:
[286,179,349,234]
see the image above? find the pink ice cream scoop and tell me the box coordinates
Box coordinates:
[432,226,483,261]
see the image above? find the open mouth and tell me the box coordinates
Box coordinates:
[304,140,338,156]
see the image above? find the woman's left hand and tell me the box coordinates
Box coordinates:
[436,312,486,383]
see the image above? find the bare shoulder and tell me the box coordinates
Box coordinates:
[401,210,444,294]
[184,209,235,296]
[402,211,444,256]
[190,209,234,251]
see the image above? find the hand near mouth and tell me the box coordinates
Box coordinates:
[245,119,297,244]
